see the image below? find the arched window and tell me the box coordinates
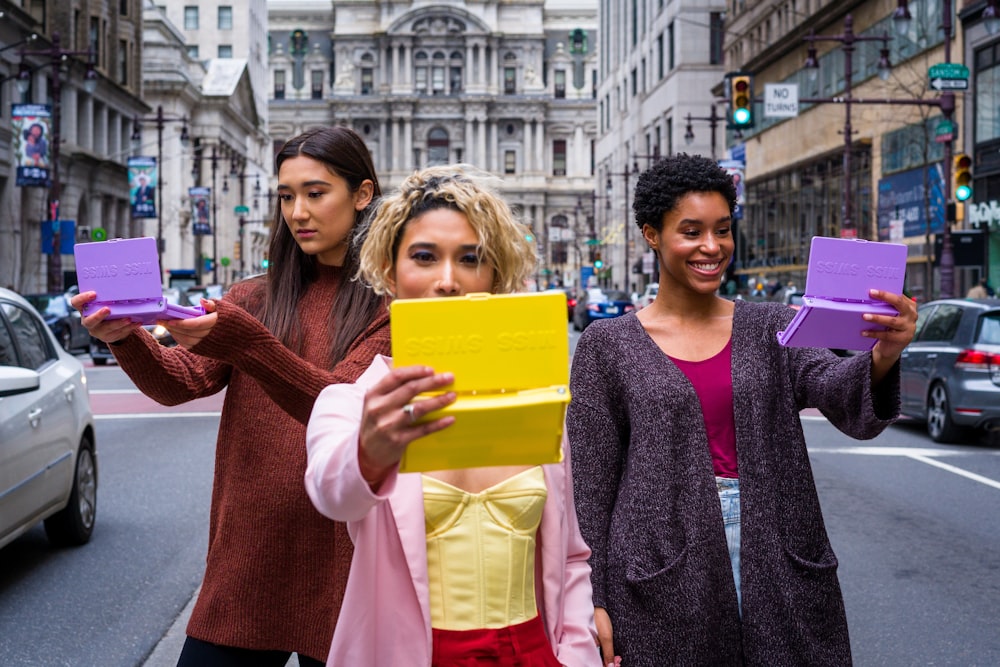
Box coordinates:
[428,128,449,166]
[360,52,375,95]
[290,29,308,56]
[503,52,518,94]
[449,51,464,93]
[414,51,429,93]
[432,51,447,95]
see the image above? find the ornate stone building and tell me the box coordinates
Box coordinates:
[267,0,598,290]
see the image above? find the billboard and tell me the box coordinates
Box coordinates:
[189,187,212,235]
[129,156,158,218]
[13,103,52,187]
[876,164,945,239]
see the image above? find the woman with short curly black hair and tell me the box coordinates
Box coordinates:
[568,153,917,666]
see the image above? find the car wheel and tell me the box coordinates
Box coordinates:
[93,357,107,366]
[926,383,966,444]
[44,436,97,546]
[58,327,72,352]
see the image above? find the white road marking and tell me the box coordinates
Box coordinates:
[808,445,1000,489]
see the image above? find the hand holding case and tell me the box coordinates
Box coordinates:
[777,237,907,351]
[389,291,569,472]
[74,237,206,324]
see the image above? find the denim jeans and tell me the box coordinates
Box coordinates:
[716,476,742,616]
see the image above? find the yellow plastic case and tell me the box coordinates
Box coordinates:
[390,291,570,472]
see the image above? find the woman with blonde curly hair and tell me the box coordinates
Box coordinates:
[305,165,601,667]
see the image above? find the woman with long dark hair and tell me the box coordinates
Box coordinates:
[72,126,391,666]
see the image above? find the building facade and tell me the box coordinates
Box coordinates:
[144,0,271,285]
[0,0,148,292]
[723,0,984,300]
[267,0,598,290]
[595,0,728,294]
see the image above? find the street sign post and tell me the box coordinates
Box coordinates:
[764,83,800,118]
[928,63,969,91]
[935,119,957,143]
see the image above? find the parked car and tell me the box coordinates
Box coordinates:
[573,288,636,331]
[550,287,576,321]
[88,291,186,365]
[0,287,97,550]
[637,283,659,309]
[784,290,806,311]
[899,298,1000,443]
[22,292,91,352]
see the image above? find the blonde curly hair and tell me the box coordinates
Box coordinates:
[358,165,537,295]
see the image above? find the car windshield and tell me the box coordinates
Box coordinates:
[25,295,68,317]
[604,290,631,302]
[978,314,1000,345]
[788,293,805,306]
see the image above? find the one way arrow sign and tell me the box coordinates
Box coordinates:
[930,77,969,90]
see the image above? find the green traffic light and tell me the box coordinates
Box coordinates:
[955,185,972,202]
[732,108,751,125]
[594,259,604,269]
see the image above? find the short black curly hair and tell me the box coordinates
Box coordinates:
[632,153,738,232]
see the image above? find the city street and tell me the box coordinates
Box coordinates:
[1,337,999,665]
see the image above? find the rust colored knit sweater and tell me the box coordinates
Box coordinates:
[109,264,390,661]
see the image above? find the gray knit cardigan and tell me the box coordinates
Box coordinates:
[567,300,899,667]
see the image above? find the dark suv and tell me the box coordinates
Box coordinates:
[899,298,1000,443]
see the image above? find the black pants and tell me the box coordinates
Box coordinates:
[176,636,325,667]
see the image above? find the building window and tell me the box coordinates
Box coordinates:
[118,39,128,85]
[274,70,285,99]
[290,29,308,56]
[709,12,724,65]
[120,0,128,15]
[975,44,1000,144]
[657,33,664,80]
[504,67,516,94]
[187,45,199,59]
[89,17,100,62]
[415,51,428,93]
[218,44,232,59]
[570,29,587,55]
[668,22,675,70]
[218,6,233,30]
[554,70,566,98]
[311,70,323,99]
[183,6,198,30]
[432,52,446,95]
[553,140,567,176]
[361,68,374,95]
[428,128,449,166]
[505,150,516,174]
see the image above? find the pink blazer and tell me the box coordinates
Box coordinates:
[305,356,600,666]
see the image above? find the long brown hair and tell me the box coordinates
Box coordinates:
[260,126,384,367]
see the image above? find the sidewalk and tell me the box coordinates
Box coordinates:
[141,588,298,666]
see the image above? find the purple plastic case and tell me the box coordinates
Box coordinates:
[74,237,206,324]
[776,237,907,351]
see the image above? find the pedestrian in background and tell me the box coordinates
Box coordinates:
[966,277,990,299]
[71,126,391,666]
[305,165,601,667]
[567,153,917,666]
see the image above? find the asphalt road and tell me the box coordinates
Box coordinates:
[1,342,999,665]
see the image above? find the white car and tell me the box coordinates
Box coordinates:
[0,287,97,550]
[638,283,658,309]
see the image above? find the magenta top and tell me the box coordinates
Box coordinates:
[668,339,738,478]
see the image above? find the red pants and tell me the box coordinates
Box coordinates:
[431,615,562,667]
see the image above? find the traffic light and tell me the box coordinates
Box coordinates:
[593,253,604,269]
[728,73,754,129]
[954,153,973,202]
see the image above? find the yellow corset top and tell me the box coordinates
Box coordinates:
[422,466,547,630]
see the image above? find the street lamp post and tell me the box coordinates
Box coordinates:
[15,32,96,293]
[683,106,722,159]
[131,105,189,285]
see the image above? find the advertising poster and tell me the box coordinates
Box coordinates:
[189,187,212,235]
[718,159,745,220]
[13,103,52,187]
[129,156,158,218]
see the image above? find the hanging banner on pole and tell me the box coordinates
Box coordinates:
[129,156,158,218]
[41,220,76,255]
[189,187,212,235]
[718,159,745,220]
[13,103,52,187]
